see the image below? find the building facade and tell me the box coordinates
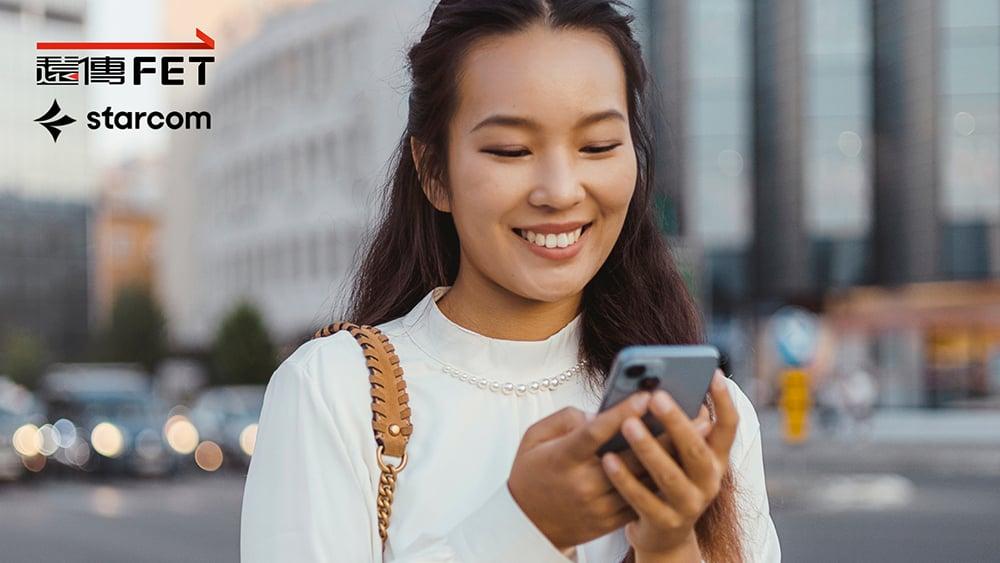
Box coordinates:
[0,0,96,201]
[0,194,90,361]
[162,1,428,346]
[92,159,162,323]
[646,0,1000,406]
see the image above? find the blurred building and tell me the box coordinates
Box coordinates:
[646,0,1000,406]
[161,1,428,347]
[0,0,96,201]
[92,158,162,322]
[160,0,324,350]
[164,0,314,62]
[827,282,1000,406]
[0,194,90,361]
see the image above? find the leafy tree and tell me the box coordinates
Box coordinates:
[103,283,167,373]
[210,301,277,385]
[1,330,48,389]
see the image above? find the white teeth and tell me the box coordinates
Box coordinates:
[517,226,587,248]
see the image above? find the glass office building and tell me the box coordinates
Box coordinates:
[645,0,1000,405]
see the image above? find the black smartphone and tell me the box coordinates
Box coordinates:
[595,345,720,457]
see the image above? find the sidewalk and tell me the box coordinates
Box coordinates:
[757,408,1000,477]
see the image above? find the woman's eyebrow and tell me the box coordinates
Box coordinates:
[469,108,625,133]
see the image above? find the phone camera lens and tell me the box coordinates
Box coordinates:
[638,377,659,391]
[625,364,646,378]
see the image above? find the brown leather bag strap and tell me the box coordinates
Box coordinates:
[312,321,413,550]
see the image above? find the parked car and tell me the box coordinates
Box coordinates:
[40,364,180,477]
[189,385,265,468]
[0,376,46,481]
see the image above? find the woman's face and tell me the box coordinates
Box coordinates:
[419,23,637,304]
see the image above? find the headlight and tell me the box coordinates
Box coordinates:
[239,423,258,456]
[91,422,125,458]
[53,419,77,448]
[38,424,60,457]
[164,416,199,454]
[12,424,41,457]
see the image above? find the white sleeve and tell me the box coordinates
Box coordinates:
[240,357,378,562]
[725,378,782,563]
[240,350,576,563]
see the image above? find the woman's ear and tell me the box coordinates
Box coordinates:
[410,136,451,213]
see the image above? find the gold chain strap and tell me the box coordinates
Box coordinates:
[375,444,408,542]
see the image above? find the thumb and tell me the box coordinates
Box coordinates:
[520,406,588,448]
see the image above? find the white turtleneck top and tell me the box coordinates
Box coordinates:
[240,286,781,562]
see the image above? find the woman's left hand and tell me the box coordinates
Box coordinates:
[600,369,739,557]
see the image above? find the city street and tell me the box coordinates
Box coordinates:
[0,474,242,563]
[771,471,1000,562]
[1,466,998,562]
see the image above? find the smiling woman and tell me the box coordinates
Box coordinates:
[411,21,637,311]
[241,2,780,562]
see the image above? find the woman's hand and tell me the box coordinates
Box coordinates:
[600,370,739,558]
[507,392,654,550]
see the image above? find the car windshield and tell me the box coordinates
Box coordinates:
[51,393,157,423]
[234,390,264,415]
[84,396,149,420]
[199,388,264,418]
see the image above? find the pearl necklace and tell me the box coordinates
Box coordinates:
[441,359,588,396]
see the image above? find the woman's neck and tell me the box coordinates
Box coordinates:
[436,276,582,342]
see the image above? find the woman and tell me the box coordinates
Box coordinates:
[241,1,781,561]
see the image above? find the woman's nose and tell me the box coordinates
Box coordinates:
[528,151,586,209]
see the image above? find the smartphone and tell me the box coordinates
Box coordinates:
[595,345,720,457]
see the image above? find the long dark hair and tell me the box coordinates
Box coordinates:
[341,1,744,560]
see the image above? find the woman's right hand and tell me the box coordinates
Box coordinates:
[507,392,654,550]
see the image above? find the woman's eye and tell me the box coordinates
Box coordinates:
[484,148,530,158]
[483,143,621,158]
[581,143,621,154]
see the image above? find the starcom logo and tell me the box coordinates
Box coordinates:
[34,28,215,143]
[34,99,76,142]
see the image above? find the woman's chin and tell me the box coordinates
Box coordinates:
[505,274,588,304]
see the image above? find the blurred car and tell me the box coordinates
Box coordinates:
[189,385,265,468]
[0,376,46,481]
[44,389,180,477]
[40,364,180,477]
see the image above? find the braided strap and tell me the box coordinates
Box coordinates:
[312,321,412,547]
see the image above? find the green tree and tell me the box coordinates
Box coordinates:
[103,283,167,373]
[1,330,48,389]
[210,301,277,385]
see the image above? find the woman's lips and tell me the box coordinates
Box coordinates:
[512,223,591,261]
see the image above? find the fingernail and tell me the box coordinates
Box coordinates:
[630,392,650,410]
[585,411,596,422]
[622,417,643,440]
[712,372,725,391]
[651,391,673,414]
[602,453,620,473]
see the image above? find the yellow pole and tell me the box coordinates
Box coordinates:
[779,369,812,444]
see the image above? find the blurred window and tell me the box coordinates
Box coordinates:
[687,0,752,250]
